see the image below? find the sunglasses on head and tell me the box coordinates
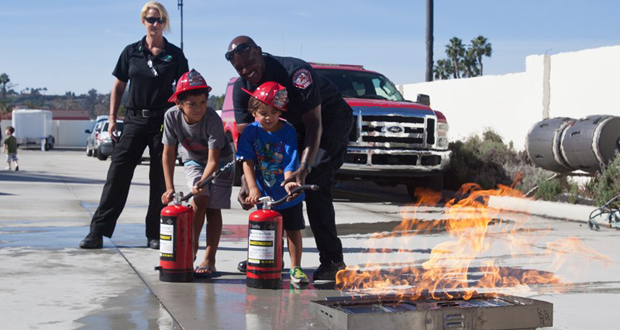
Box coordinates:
[145,16,165,24]
[225,43,254,62]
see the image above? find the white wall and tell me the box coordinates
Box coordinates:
[1,119,94,148]
[398,45,620,150]
[54,120,95,147]
[548,46,620,119]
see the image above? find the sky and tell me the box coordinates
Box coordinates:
[1,0,620,97]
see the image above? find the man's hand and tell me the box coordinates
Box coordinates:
[161,188,175,205]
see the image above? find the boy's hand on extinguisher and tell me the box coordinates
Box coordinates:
[282,167,308,199]
[191,182,205,196]
[245,187,261,205]
[161,188,175,205]
[284,182,301,201]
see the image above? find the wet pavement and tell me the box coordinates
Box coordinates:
[1,149,619,330]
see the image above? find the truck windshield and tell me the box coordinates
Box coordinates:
[316,69,405,102]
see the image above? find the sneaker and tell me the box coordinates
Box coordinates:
[80,232,103,249]
[312,261,347,282]
[290,267,309,284]
[15,166,19,171]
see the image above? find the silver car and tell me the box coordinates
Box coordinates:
[85,120,105,157]
[97,120,124,161]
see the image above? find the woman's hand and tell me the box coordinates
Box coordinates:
[161,188,175,204]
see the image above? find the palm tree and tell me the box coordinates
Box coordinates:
[433,59,454,80]
[462,47,479,78]
[0,73,10,99]
[471,35,492,76]
[445,37,465,78]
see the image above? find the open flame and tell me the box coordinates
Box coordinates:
[336,183,611,300]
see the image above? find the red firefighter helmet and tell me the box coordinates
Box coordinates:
[242,81,288,111]
[168,69,212,103]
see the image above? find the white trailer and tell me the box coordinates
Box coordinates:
[11,109,55,150]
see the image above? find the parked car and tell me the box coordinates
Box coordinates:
[85,119,105,157]
[220,63,451,199]
[96,120,124,161]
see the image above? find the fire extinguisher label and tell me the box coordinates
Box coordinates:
[160,216,175,260]
[248,229,275,261]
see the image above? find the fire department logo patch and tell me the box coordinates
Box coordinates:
[292,69,312,89]
[273,89,288,109]
[187,70,206,87]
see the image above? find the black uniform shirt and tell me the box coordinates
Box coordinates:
[233,54,350,139]
[113,36,189,110]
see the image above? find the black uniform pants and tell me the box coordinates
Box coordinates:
[89,112,165,240]
[304,105,352,266]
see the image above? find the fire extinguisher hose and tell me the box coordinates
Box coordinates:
[270,184,320,206]
[180,160,236,202]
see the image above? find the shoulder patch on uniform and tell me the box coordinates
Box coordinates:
[292,69,312,89]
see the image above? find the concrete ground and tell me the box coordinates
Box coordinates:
[1,149,618,330]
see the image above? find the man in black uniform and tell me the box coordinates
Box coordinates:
[80,6,189,250]
[226,35,353,281]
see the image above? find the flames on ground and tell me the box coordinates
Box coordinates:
[336,183,611,300]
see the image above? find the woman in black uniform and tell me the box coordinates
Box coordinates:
[80,1,189,249]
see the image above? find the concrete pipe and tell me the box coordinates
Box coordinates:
[526,117,575,173]
[561,115,620,173]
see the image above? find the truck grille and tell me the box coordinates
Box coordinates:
[351,114,436,149]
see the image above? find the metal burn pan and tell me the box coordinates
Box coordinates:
[310,293,553,330]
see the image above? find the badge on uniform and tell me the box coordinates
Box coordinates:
[292,69,312,89]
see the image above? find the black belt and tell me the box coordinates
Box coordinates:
[128,108,166,118]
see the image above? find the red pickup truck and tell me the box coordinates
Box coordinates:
[221,63,451,198]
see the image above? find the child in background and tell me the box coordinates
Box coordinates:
[236,81,309,284]
[161,69,234,277]
[3,126,19,171]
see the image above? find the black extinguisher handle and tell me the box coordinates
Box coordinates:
[180,160,236,202]
[271,184,320,206]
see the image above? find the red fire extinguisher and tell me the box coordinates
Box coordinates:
[155,160,235,282]
[246,184,319,289]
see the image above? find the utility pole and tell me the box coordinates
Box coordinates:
[178,0,184,50]
[425,0,434,82]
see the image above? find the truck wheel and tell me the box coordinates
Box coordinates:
[406,174,444,201]
[97,148,108,161]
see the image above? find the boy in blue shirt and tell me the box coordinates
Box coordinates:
[236,81,309,284]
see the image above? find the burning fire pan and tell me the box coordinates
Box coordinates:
[310,293,552,330]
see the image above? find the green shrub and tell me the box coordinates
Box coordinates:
[592,154,620,208]
[535,178,562,201]
[444,129,513,191]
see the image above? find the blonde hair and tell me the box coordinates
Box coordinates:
[141,1,171,33]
